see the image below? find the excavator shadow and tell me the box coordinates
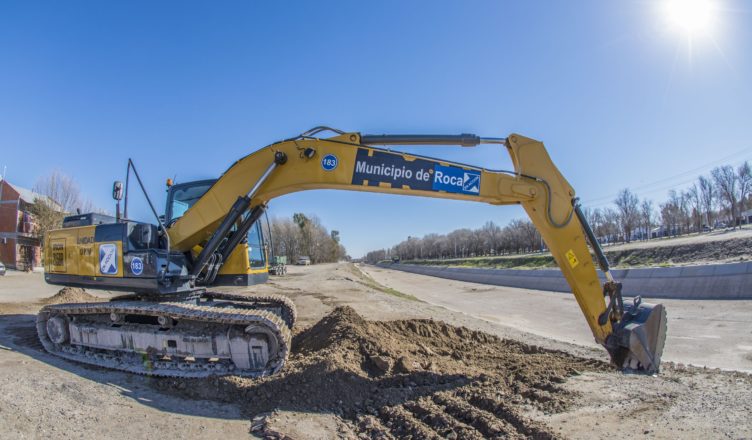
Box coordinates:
[0,314,249,420]
[0,314,475,422]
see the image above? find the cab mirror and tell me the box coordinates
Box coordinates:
[113,181,124,201]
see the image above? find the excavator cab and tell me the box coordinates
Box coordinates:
[165,179,216,225]
[165,179,269,287]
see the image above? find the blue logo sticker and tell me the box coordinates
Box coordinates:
[130,257,144,276]
[432,165,481,195]
[99,243,118,275]
[350,148,481,196]
[321,154,338,171]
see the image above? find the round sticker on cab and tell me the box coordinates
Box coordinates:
[321,154,338,171]
[130,257,144,276]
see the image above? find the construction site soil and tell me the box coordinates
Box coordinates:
[153,306,608,439]
[40,286,105,305]
[2,264,751,439]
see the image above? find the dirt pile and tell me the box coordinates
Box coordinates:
[41,287,103,305]
[154,306,609,438]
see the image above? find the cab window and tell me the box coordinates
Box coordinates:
[248,221,266,268]
[167,181,215,222]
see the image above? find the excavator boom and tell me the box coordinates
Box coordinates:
[40,127,667,376]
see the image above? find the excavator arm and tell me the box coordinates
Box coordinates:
[168,128,667,373]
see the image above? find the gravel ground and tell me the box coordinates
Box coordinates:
[0,264,750,439]
[0,309,251,439]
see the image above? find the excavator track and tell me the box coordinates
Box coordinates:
[108,292,297,329]
[203,292,297,329]
[36,299,292,378]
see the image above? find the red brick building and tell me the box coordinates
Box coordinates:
[0,179,59,271]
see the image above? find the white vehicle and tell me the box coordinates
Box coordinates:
[296,256,311,265]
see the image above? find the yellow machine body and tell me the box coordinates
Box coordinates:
[42,128,667,373]
[46,225,123,278]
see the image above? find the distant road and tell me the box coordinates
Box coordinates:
[378,262,752,300]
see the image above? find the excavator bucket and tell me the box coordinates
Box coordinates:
[608,299,667,374]
[571,201,667,374]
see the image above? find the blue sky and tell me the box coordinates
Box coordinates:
[1,1,751,257]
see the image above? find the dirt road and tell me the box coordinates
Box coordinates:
[0,303,252,439]
[359,264,752,372]
[0,264,750,439]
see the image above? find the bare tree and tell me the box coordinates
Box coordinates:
[481,221,502,255]
[659,201,675,237]
[660,190,688,236]
[640,199,654,240]
[697,175,715,228]
[522,220,542,252]
[270,217,300,260]
[420,233,438,259]
[583,207,596,230]
[614,189,640,242]
[738,161,751,217]
[686,184,703,232]
[585,207,609,240]
[602,208,620,243]
[30,171,89,241]
[712,165,738,228]
[33,170,83,213]
[447,229,472,258]
[680,190,692,233]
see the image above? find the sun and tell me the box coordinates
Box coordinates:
[663,0,717,35]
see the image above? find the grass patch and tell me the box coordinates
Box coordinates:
[406,254,558,270]
[346,264,420,302]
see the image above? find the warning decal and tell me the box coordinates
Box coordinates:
[51,239,66,272]
[565,249,579,269]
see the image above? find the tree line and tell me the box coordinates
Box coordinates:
[264,213,347,264]
[365,161,751,263]
[364,218,543,263]
[588,161,751,243]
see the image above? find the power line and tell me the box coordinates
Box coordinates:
[585,156,751,209]
[584,147,751,204]
[582,147,752,206]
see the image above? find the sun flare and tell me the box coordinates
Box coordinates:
[663,0,716,35]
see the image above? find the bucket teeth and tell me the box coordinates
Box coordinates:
[608,302,667,374]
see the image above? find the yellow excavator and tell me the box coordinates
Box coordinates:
[38,127,667,377]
